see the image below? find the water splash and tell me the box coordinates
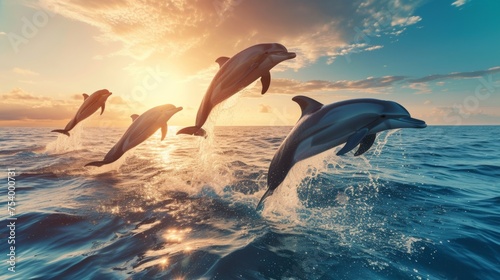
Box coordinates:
[373,129,399,156]
[257,129,429,270]
[45,123,86,154]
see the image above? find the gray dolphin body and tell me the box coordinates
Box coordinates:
[85,104,182,167]
[177,43,296,137]
[52,89,112,136]
[257,96,427,208]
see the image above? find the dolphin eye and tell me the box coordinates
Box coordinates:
[380,114,386,118]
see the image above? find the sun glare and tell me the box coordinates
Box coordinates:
[163,228,192,243]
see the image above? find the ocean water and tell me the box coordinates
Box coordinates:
[0,125,499,280]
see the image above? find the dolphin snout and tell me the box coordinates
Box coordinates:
[399,116,427,128]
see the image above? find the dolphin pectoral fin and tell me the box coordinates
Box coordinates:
[177,126,207,137]
[337,128,369,156]
[83,93,89,100]
[354,134,376,156]
[161,124,167,140]
[51,129,70,137]
[256,188,274,210]
[100,103,105,115]
[215,56,230,68]
[130,114,139,122]
[261,71,271,94]
[292,96,323,119]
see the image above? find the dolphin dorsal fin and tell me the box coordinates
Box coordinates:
[215,57,230,68]
[292,96,323,119]
[130,114,139,122]
[83,93,89,100]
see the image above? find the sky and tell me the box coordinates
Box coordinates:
[0,0,499,127]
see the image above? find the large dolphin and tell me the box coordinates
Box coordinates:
[85,104,183,167]
[177,43,296,137]
[52,89,112,136]
[257,96,427,208]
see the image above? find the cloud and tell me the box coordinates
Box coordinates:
[407,82,431,94]
[259,103,272,113]
[259,76,406,95]
[0,88,73,121]
[408,67,500,83]
[451,0,468,7]
[38,0,425,72]
[365,45,384,51]
[0,31,6,36]
[2,88,50,101]
[72,93,86,100]
[109,95,129,105]
[326,43,384,64]
[246,65,500,96]
[12,67,40,76]
[0,88,137,126]
[391,16,421,27]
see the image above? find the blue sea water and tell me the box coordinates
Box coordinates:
[0,125,499,279]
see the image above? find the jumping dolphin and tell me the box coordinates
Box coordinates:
[51,89,112,136]
[257,96,427,209]
[177,43,296,137]
[85,104,182,167]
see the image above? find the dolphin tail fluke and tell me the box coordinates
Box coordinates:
[84,161,106,167]
[256,188,274,210]
[51,129,70,137]
[176,126,207,137]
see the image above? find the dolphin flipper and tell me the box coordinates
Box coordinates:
[100,103,105,115]
[161,124,167,140]
[256,188,274,210]
[337,128,369,156]
[51,129,70,137]
[261,71,271,94]
[177,126,207,137]
[354,134,376,156]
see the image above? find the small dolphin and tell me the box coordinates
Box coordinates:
[257,96,427,209]
[85,104,182,167]
[52,89,112,136]
[177,43,296,137]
